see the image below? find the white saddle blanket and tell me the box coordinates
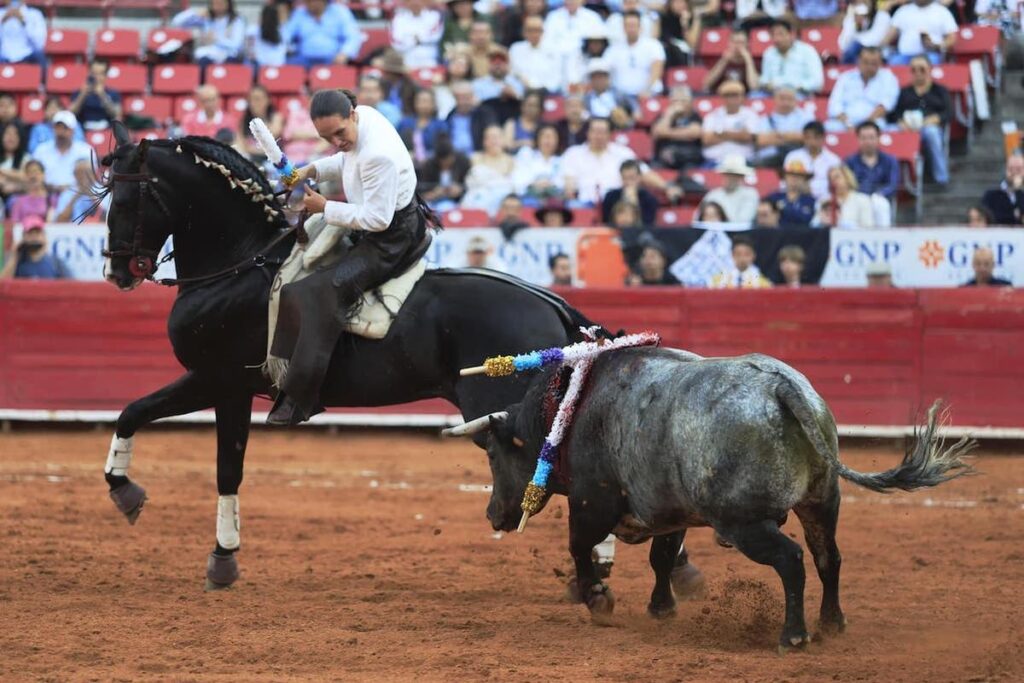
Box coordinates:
[264,213,425,385]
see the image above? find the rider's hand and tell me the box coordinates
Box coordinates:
[302,184,327,214]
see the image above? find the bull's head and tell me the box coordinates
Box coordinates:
[443,404,541,532]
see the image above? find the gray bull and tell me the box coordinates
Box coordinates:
[447,347,974,650]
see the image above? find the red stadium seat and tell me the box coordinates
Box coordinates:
[441,208,490,228]
[801,96,829,122]
[748,27,773,59]
[697,28,732,67]
[408,65,445,89]
[664,66,709,92]
[683,168,777,196]
[0,64,42,93]
[173,95,201,122]
[656,206,696,227]
[226,95,249,118]
[542,95,565,123]
[46,63,87,95]
[613,130,653,160]
[890,63,972,140]
[800,26,841,62]
[205,64,254,96]
[46,28,89,64]
[147,27,193,54]
[308,65,360,91]
[692,96,722,116]
[277,95,309,115]
[820,65,852,96]
[105,63,147,95]
[636,96,667,128]
[751,168,781,195]
[569,206,597,227]
[93,28,141,62]
[827,129,923,216]
[124,94,172,122]
[949,24,1001,88]
[357,26,391,63]
[153,64,201,95]
[19,94,47,124]
[87,129,115,157]
[258,65,305,94]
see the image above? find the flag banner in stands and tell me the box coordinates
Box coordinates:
[819,228,1023,287]
[18,224,1024,288]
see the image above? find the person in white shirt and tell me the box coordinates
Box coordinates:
[0,0,46,64]
[606,0,656,44]
[754,86,813,167]
[838,0,892,64]
[268,90,434,425]
[604,10,666,99]
[702,155,761,224]
[814,164,877,228]
[509,16,564,93]
[759,19,824,94]
[701,80,760,165]
[171,0,247,65]
[883,0,958,65]
[784,121,842,200]
[389,0,444,68]
[826,46,899,132]
[561,117,636,206]
[31,111,93,191]
[543,0,605,62]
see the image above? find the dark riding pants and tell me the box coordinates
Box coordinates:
[273,200,428,418]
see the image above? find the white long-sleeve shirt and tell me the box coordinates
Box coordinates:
[312,106,416,232]
[389,7,444,68]
[0,5,46,63]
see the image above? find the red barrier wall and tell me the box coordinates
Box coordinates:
[2,281,1024,429]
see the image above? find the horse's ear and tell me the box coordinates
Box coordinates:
[112,120,131,148]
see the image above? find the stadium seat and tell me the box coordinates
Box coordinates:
[147,27,193,54]
[408,65,445,89]
[692,96,722,116]
[890,63,972,140]
[656,206,696,227]
[826,129,923,217]
[308,65,360,91]
[664,66,709,92]
[697,28,731,67]
[105,63,147,95]
[124,94,172,123]
[569,206,597,227]
[277,95,309,115]
[174,95,200,122]
[441,208,490,228]
[46,63,87,95]
[748,97,770,115]
[258,65,305,94]
[226,95,249,117]
[153,64,201,95]
[45,28,89,64]
[93,28,141,62]
[748,27,773,59]
[801,96,829,122]
[636,96,667,128]
[131,128,162,143]
[949,24,1001,89]
[0,64,42,93]
[800,26,841,63]
[821,65,852,96]
[613,130,653,160]
[542,95,565,123]
[357,26,391,63]
[19,94,47,124]
[205,64,254,96]
[87,129,115,157]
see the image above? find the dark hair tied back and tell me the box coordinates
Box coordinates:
[310,89,359,120]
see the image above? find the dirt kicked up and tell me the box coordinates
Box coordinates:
[1,428,1022,682]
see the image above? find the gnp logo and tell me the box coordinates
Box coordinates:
[917,239,944,268]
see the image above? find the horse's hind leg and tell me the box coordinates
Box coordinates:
[205,391,253,591]
[107,371,216,524]
[794,482,845,637]
[648,531,684,618]
[718,519,809,651]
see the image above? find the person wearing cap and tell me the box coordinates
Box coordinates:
[582,59,633,129]
[282,0,364,67]
[701,155,760,224]
[180,84,240,138]
[0,216,71,280]
[0,0,46,65]
[509,15,564,94]
[465,235,493,268]
[566,24,612,90]
[784,121,841,200]
[766,159,817,227]
[68,60,123,131]
[543,0,605,64]
[390,0,444,68]
[30,111,92,192]
[472,45,525,103]
[759,19,823,94]
[865,261,893,288]
[536,199,574,227]
[604,10,664,101]
[28,96,85,155]
[753,86,813,168]
[701,80,760,165]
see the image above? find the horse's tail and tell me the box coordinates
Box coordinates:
[778,380,976,493]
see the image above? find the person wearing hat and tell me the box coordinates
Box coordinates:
[0,216,71,280]
[766,159,816,228]
[701,154,760,224]
[582,58,633,129]
[281,0,364,68]
[536,199,574,227]
[390,0,444,68]
[465,235,493,268]
[567,23,612,89]
[30,111,92,192]
[701,80,759,166]
[783,120,841,200]
[865,261,894,288]
[472,45,525,103]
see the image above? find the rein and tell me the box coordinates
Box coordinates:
[102,139,303,289]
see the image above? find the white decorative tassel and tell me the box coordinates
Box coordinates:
[249,117,284,165]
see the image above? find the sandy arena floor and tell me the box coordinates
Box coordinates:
[0,428,1022,682]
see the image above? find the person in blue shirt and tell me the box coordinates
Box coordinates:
[766,159,817,227]
[283,0,364,67]
[0,218,71,280]
[68,61,123,130]
[844,121,899,201]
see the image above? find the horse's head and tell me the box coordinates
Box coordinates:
[101,121,176,290]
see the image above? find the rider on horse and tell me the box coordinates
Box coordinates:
[268,89,435,426]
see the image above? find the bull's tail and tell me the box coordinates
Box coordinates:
[777,379,976,493]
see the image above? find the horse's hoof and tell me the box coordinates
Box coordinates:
[818,612,847,637]
[565,577,583,604]
[586,584,615,623]
[205,551,239,591]
[777,632,811,654]
[671,562,707,601]
[109,481,147,525]
[647,602,677,620]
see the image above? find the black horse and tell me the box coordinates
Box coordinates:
[98,123,608,588]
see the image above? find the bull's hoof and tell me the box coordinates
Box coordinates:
[670,562,707,601]
[109,481,147,525]
[777,632,811,654]
[586,584,615,624]
[204,552,239,591]
[647,601,677,620]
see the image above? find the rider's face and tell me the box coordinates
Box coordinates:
[314,111,360,152]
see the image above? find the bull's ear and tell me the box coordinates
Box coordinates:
[112,120,132,148]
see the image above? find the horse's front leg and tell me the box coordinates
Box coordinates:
[205,391,253,591]
[106,371,216,523]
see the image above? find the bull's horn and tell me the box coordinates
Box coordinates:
[441,412,508,437]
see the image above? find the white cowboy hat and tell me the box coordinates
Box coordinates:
[716,154,754,176]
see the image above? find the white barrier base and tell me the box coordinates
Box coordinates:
[1,409,1023,439]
